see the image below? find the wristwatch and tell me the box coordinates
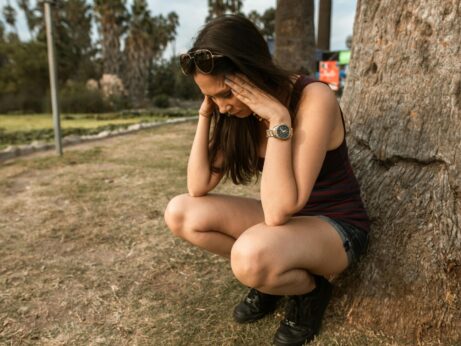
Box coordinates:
[266,124,293,140]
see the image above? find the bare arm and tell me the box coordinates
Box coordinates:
[261,83,339,225]
[223,75,338,226]
[187,97,223,196]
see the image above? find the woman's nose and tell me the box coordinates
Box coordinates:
[215,100,231,114]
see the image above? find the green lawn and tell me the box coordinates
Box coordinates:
[0,112,189,150]
[0,114,166,133]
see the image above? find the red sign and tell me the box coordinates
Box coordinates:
[319,61,340,91]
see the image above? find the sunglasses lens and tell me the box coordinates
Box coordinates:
[194,50,214,74]
[179,54,194,75]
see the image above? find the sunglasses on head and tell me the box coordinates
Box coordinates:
[179,49,224,75]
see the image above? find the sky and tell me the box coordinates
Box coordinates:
[0,0,357,58]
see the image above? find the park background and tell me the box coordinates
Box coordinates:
[0,0,354,152]
[0,0,460,345]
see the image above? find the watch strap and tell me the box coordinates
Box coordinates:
[266,129,275,137]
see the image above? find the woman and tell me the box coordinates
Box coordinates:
[164,15,370,346]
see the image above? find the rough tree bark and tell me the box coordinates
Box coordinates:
[275,0,316,74]
[337,0,461,344]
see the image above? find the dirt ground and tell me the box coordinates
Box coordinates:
[0,122,400,345]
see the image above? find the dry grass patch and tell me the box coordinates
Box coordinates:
[0,122,402,345]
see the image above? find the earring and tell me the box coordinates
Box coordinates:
[226,112,231,117]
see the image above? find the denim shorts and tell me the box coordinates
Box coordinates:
[317,215,369,266]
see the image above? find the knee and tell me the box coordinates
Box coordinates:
[164,194,189,237]
[230,235,273,289]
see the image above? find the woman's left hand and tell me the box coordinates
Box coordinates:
[224,74,290,124]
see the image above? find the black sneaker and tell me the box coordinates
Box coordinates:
[273,275,332,346]
[233,288,282,323]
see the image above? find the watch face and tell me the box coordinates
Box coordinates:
[276,125,291,139]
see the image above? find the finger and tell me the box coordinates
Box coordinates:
[229,87,252,104]
[226,74,252,90]
[232,73,265,97]
[224,77,254,98]
[234,73,258,90]
[235,73,252,85]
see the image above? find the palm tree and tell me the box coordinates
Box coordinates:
[275,0,315,74]
[2,1,18,37]
[340,0,461,343]
[94,0,129,77]
[317,0,331,51]
[124,1,178,107]
[124,0,153,106]
[0,20,5,42]
[206,0,243,22]
[17,0,38,40]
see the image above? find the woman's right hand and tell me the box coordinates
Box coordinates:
[198,95,215,118]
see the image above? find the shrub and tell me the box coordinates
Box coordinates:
[57,84,110,113]
[152,94,170,108]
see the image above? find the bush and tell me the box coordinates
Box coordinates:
[148,58,201,100]
[152,94,170,108]
[0,93,40,113]
[58,84,110,113]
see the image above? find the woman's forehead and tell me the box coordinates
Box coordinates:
[194,73,228,95]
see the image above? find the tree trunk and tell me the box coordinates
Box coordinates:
[275,0,315,74]
[317,0,331,51]
[337,0,461,344]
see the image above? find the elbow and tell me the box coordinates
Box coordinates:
[187,182,208,197]
[264,213,290,227]
[187,189,207,197]
[264,204,300,226]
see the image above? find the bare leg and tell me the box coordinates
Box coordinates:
[230,216,349,295]
[165,194,349,295]
[164,193,265,257]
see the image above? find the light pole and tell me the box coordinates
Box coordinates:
[44,0,63,156]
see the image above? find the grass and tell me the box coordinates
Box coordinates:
[0,121,403,345]
[0,114,168,133]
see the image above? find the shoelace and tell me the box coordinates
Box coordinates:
[283,296,300,326]
[245,289,260,306]
[283,295,316,328]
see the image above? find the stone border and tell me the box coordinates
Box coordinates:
[0,116,198,163]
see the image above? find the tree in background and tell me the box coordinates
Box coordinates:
[0,19,4,41]
[338,1,460,343]
[206,0,243,22]
[124,0,153,106]
[124,0,178,107]
[17,0,38,40]
[63,0,96,83]
[275,0,315,74]
[19,0,95,84]
[316,0,331,50]
[2,1,18,37]
[148,57,201,102]
[94,0,129,77]
[247,7,275,40]
[345,34,352,49]
[0,38,48,113]
[0,1,99,113]
[0,1,46,112]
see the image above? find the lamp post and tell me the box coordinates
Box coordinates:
[44,0,62,156]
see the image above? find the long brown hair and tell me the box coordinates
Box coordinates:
[189,15,295,185]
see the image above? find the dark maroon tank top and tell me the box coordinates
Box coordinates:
[259,75,371,233]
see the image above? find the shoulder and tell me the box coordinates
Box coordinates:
[292,81,342,149]
[293,81,339,127]
[298,81,337,111]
